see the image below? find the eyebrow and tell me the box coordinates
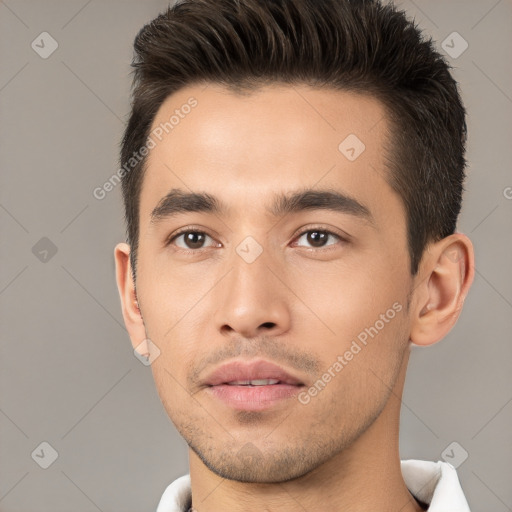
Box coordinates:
[150,187,373,225]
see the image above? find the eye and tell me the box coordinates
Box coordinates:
[294,229,342,249]
[166,227,345,253]
[168,229,218,250]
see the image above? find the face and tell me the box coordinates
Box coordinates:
[132,84,415,482]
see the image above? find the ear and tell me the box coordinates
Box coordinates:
[410,233,474,346]
[114,243,147,352]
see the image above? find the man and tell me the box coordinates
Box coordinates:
[114,0,474,510]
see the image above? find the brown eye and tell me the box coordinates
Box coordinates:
[183,232,206,249]
[170,230,216,250]
[308,231,328,247]
[295,229,341,249]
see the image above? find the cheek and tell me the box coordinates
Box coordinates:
[290,259,405,344]
[292,307,408,434]
[290,260,410,399]
[136,276,209,394]
[136,255,216,338]
[150,339,199,427]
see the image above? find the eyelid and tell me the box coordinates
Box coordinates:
[290,225,348,249]
[291,224,349,242]
[165,226,220,248]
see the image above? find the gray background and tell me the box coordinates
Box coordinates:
[0,0,511,511]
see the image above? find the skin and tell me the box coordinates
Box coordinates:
[115,83,474,511]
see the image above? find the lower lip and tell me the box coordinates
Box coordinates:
[207,384,302,411]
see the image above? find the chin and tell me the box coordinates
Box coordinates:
[189,440,333,484]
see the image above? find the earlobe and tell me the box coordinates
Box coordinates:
[114,243,147,350]
[410,233,474,346]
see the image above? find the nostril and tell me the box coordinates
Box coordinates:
[260,322,276,329]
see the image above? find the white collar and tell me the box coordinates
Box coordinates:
[400,459,470,511]
[157,460,470,512]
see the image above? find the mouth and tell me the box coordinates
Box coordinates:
[203,360,305,411]
[225,379,282,386]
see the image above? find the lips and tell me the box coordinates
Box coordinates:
[203,359,304,411]
[204,360,304,387]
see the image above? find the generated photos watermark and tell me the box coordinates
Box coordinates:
[298,301,403,405]
[93,97,198,200]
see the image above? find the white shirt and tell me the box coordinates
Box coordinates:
[156,459,470,511]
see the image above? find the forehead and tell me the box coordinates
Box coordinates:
[140,83,398,225]
[148,82,388,161]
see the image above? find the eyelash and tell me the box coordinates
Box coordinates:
[165,226,347,254]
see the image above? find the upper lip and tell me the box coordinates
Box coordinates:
[203,359,304,386]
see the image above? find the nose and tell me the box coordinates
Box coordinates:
[213,250,292,340]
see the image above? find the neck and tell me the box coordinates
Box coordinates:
[189,346,423,512]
